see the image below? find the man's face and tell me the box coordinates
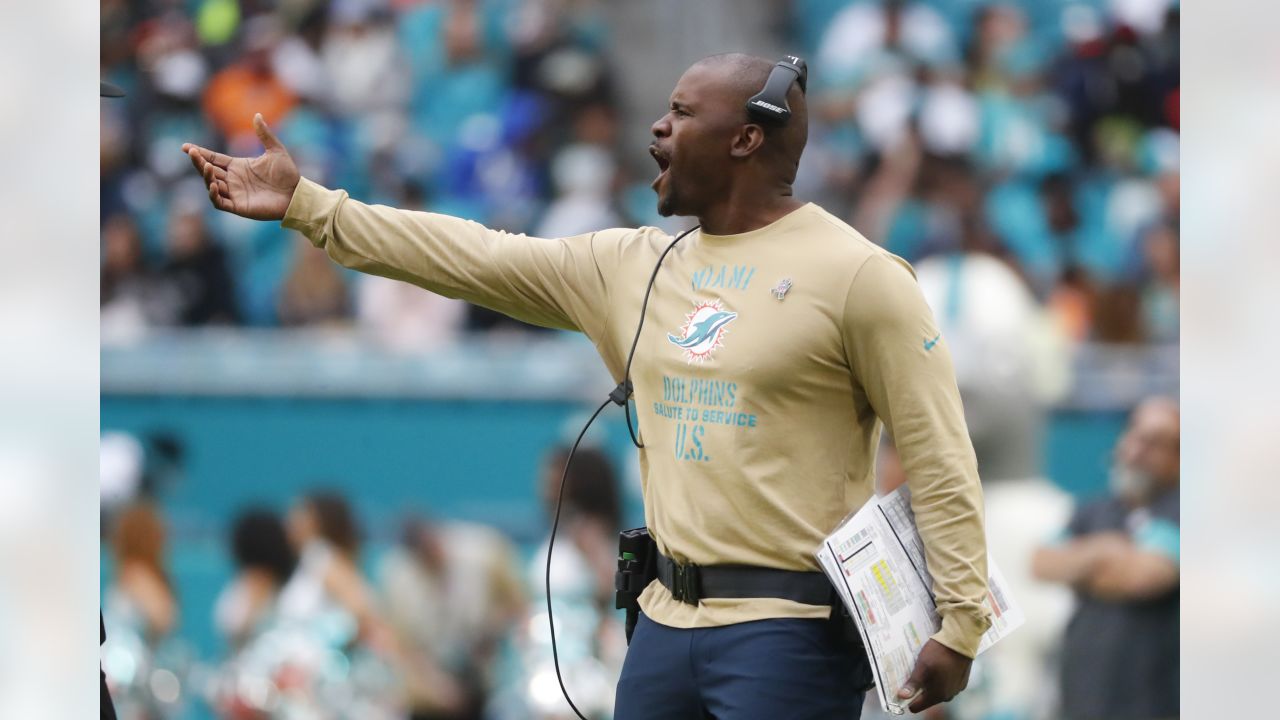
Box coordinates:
[1116,402,1180,489]
[649,63,746,217]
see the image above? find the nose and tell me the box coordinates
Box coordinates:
[651,113,671,139]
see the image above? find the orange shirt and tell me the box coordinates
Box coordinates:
[202,65,297,141]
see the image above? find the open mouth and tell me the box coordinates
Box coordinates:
[649,145,670,189]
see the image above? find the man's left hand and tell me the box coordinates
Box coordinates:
[896,639,973,713]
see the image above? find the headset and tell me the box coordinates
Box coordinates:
[545,55,808,720]
[746,55,808,125]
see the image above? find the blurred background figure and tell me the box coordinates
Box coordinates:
[279,491,395,658]
[515,445,625,719]
[107,501,177,653]
[1032,397,1180,720]
[101,214,162,343]
[378,514,525,719]
[214,508,297,652]
[213,490,419,719]
[535,144,622,238]
[153,201,240,327]
[202,15,298,157]
[102,501,185,719]
[352,180,470,351]
[276,234,352,327]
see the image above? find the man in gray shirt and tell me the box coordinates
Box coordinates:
[1033,397,1180,719]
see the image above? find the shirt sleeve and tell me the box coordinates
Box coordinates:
[1133,516,1180,566]
[281,177,621,337]
[842,252,992,658]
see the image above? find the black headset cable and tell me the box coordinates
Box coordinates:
[613,225,700,448]
[547,223,698,719]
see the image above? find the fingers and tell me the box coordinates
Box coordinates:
[186,146,231,211]
[185,145,205,175]
[253,113,285,152]
[898,660,928,700]
[204,171,231,211]
[908,685,943,714]
[200,157,227,186]
[900,658,934,712]
[181,142,235,170]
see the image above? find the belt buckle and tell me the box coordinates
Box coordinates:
[672,563,701,605]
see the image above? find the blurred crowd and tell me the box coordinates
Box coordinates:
[101,392,1180,720]
[101,439,629,720]
[101,0,1178,351]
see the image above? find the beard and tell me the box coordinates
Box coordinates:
[1109,464,1157,499]
[656,177,679,217]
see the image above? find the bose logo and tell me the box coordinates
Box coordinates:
[752,100,786,114]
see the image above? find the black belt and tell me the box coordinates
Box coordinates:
[656,552,835,606]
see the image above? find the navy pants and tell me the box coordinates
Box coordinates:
[615,614,869,720]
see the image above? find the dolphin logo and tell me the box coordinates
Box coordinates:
[668,311,738,348]
[668,300,738,362]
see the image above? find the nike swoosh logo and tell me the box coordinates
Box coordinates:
[923,333,941,351]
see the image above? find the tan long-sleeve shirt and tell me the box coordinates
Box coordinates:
[283,179,992,657]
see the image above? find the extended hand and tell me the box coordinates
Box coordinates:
[181,113,300,221]
[897,639,973,713]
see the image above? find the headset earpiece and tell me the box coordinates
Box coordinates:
[746,55,808,125]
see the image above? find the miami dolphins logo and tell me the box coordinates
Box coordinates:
[667,298,738,363]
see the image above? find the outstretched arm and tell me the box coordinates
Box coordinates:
[182,116,623,337]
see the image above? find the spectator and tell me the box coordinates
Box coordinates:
[277,234,351,327]
[517,445,625,719]
[965,2,1033,93]
[378,516,525,719]
[1139,220,1179,342]
[154,204,240,326]
[537,445,622,604]
[102,502,183,719]
[101,214,161,341]
[322,0,410,121]
[354,183,469,350]
[214,508,297,650]
[280,491,463,713]
[1032,397,1180,720]
[355,274,467,350]
[279,490,370,636]
[535,143,621,238]
[1048,264,1095,344]
[816,0,957,89]
[106,502,177,642]
[201,15,297,153]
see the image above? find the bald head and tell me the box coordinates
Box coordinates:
[649,53,811,223]
[689,53,809,183]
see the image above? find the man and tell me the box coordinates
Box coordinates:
[182,53,990,719]
[1032,397,1180,719]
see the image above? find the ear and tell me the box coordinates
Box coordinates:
[729,124,767,159]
